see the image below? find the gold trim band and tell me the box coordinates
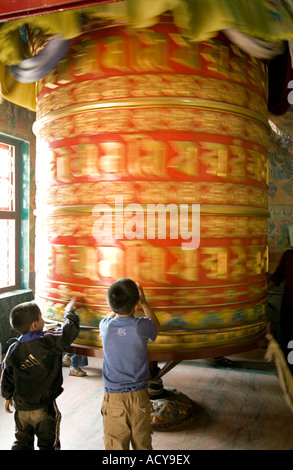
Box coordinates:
[39,293,267,309]
[34,204,270,217]
[33,97,269,134]
[42,278,266,289]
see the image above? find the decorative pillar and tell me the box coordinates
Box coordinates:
[34,15,269,362]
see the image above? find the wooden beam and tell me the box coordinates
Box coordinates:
[0,0,115,21]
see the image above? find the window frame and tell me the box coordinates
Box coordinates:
[0,136,20,293]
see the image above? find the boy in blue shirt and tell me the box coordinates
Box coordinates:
[99,278,160,450]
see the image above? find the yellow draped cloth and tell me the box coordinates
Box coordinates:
[1,0,293,110]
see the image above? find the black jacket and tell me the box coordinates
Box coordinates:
[0,312,79,410]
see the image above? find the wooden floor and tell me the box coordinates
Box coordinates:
[1,351,293,451]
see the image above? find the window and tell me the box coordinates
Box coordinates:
[0,136,20,293]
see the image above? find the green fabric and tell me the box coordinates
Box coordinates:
[84,0,293,41]
[1,0,293,110]
[0,63,36,110]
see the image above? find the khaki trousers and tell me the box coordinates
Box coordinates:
[101,388,152,450]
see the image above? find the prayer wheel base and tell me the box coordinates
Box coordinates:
[148,361,199,430]
[149,387,199,431]
[66,331,267,361]
[66,336,267,430]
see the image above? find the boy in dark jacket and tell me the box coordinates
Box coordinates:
[0,297,79,450]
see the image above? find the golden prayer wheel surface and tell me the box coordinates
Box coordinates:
[34,15,269,359]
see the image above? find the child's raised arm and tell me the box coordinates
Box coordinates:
[136,282,160,332]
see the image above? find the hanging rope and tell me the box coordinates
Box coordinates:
[265,333,293,414]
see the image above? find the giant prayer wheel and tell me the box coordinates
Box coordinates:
[34,15,269,359]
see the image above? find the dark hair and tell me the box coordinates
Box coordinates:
[10,301,41,334]
[106,278,139,315]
